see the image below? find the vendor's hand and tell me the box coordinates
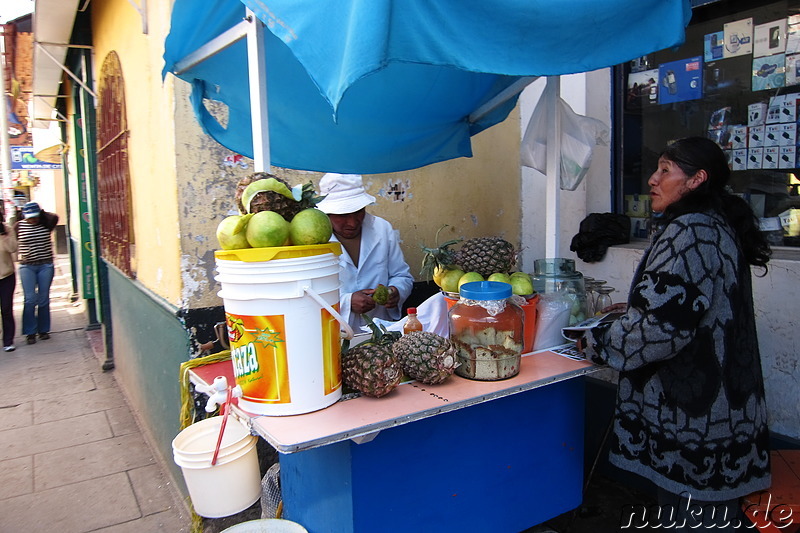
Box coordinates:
[351,290,377,314]
[383,286,400,309]
[600,302,627,314]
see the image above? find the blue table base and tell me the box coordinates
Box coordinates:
[280,377,585,533]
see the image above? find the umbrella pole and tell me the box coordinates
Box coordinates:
[545,76,561,257]
[245,9,270,172]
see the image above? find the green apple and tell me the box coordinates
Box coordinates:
[440,268,465,293]
[458,271,484,290]
[487,272,512,284]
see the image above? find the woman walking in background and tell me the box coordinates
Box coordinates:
[0,210,18,351]
[16,202,58,345]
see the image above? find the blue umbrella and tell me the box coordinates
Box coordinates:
[163,0,690,174]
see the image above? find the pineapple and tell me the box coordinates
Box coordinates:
[452,237,517,278]
[421,226,517,280]
[341,315,402,398]
[235,172,321,221]
[392,331,457,385]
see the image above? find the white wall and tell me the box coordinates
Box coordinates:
[520,70,800,441]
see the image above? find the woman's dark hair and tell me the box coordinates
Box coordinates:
[660,136,771,271]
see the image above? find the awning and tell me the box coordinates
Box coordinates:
[31,0,82,129]
[163,0,691,174]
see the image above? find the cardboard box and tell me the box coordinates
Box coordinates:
[732,148,748,170]
[747,147,763,169]
[766,124,783,146]
[749,125,766,147]
[748,102,767,126]
[764,146,780,168]
[731,125,748,148]
[779,146,797,168]
[781,123,797,146]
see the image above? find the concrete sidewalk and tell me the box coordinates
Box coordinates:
[0,255,191,532]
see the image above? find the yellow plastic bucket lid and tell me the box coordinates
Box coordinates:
[215,242,342,262]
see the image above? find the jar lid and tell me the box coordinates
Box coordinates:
[459,281,512,300]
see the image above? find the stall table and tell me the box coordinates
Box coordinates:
[190,349,599,533]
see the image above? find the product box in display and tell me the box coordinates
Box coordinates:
[764,146,780,168]
[767,95,784,123]
[624,194,651,218]
[781,95,797,121]
[749,102,767,126]
[779,146,796,169]
[781,123,797,145]
[747,147,763,169]
[749,125,766,147]
[731,125,748,148]
[766,124,783,146]
[732,149,748,170]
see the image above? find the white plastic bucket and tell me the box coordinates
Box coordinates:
[172,417,260,518]
[221,519,309,533]
[215,244,352,416]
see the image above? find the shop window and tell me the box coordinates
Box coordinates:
[96,51,135,277]
[615,0,800,246]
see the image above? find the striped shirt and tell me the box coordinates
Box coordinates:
[16,221,54,264]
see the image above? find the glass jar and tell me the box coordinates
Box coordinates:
[448,281,525,381]
[531,258,588,325]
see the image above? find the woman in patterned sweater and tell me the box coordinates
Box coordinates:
[584,137,772,531]
[16,202,59,345]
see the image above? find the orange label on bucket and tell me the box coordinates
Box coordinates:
[227,313,291,404]
[321,306,342,395]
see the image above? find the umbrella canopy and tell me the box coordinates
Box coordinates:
[163,0,690,174]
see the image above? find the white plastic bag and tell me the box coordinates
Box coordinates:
[532,291,573,351]
[521,96,609,191]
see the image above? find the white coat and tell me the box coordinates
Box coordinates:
[333,213,414,331]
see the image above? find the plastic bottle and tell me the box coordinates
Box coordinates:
[403,307,423,334]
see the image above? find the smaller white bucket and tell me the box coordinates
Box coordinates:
[221,519,309,533]
[172,417,261,518]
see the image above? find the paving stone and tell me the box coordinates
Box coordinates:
[34,386,128,424]
[91,368,120,390]
[34,433,155,490]
[105,406,141,437]
[91,509,192,533]
[0,372,97,404]
[0,472,141,533]
[0,400,33,429]
[0,456,33,499]
[127,464,184,516]
[0,411,112,461]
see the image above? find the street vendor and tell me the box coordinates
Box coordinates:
[317,173,414,331]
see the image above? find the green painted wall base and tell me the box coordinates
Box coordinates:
[106,264,191,494]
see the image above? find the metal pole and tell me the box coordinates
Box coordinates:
[0,37,14,219]
[545,76,562,258]
[245,10,270,172]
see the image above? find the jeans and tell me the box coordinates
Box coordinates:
[19,263,54,336]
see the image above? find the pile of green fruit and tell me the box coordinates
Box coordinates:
[216,173,333,250]
[421,228,534,296]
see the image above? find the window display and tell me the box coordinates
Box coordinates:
[616,0,800,247]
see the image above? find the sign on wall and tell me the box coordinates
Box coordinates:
[10,146,62,170]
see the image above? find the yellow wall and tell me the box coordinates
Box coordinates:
[91,0,182,303]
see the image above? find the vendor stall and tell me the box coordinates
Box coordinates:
[190,348,599,532]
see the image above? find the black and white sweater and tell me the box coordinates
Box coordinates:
[586,211,771,501]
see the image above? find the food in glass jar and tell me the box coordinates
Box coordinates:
[451,326,522,380]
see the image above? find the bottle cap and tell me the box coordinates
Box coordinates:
[407,307,417,314]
